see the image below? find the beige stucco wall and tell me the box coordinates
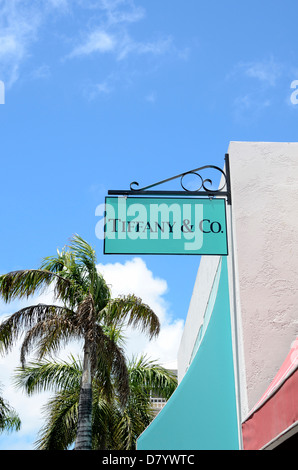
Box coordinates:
[228,141,298,413]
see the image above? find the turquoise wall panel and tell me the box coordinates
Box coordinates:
[137,257,240,450]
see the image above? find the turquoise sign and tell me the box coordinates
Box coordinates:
[104,197,228,255]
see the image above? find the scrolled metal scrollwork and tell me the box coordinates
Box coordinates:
[108,154,231,205]
[130,181,140,190]
[130,164,227,194]
[180,171,204,192]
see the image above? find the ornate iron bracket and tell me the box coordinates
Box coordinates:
[108,153,232,205]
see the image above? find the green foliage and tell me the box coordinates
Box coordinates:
[0,234,160,368]
[0,234,162,449]
[0,385,21,434]
[14,354,177,450]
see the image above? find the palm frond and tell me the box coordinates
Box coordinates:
[91,395,114,450]
[13,358,81,449]
[77,293,95,339]
[20,318,80,367]
[0,409,21,434]
[0,269,73,303]
[128,355,177,399]
[39,252,66,274]
[14,357,82,396]
[112,408,134,450]
[102,322,127,350]
[92,273,111,312]
[40,250,91,305]
[105,295,160,340]
[0,386,21,433]
[0,303,75,356]
[68,234,97,281]
[94,324,129,407]
[35,389,79,450]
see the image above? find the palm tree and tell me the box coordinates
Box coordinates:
[14,355,177,450]
[0,384,21,434]
[0,235,160,450]
[113,355,177,450]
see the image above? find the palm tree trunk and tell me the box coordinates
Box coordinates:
[74,341,93,450]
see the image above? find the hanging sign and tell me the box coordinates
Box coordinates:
[104,197,228,255]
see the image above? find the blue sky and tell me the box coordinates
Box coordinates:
[0,0,298,450]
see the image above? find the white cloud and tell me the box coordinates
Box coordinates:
[69,30,116,58]
[116,34,173,61]
[0,34,21,57]
[232,92,271,122]
[145,91,157,103]
[0,0,180,96]
[143,318,184,369]
[229,57,282,87]
[67,26,173,63]
[0,0,67,87]
[47,0,69,9]
[98,257,168,319]
[0,2,36,86]
[30,64,51,80]
[244,61,281,86]
[64,0,174,64]
[84,80,113,101]
[226,57,284,120]
[98,0,145,26]
[97,257,184,367]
